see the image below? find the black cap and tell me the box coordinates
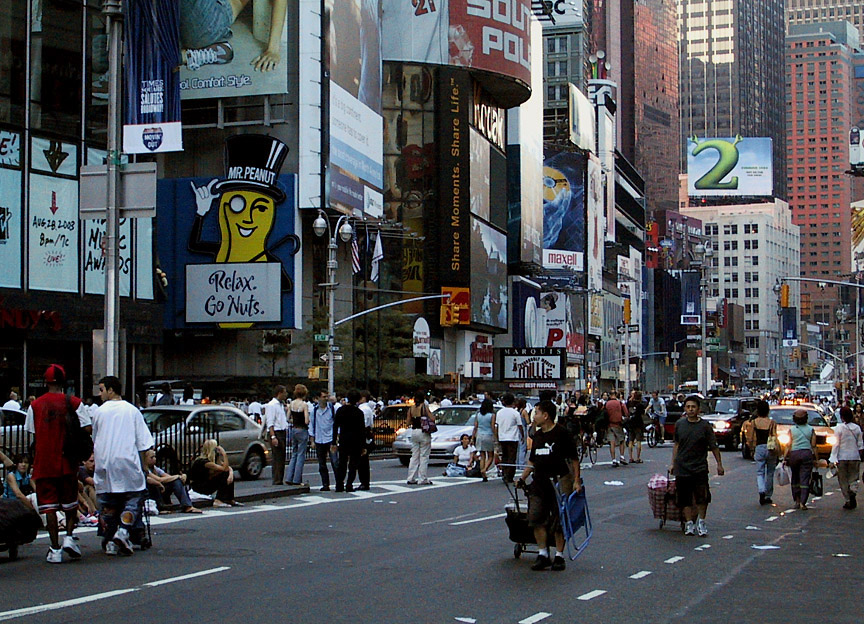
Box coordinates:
[213,134,288,202]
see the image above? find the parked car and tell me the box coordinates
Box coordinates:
[142,405,270,480]
[699,396,759,451]
[392,404,497,466]
[372,403,411,450]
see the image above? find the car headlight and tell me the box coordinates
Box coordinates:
[778,432,791,445]
[826,435,837,446]
[395,427,406,435]
[712,421,730,431]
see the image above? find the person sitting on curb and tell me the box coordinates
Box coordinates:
[188,440,242,507]
[144,449,202,514]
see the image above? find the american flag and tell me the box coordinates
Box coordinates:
[352,235,361,275]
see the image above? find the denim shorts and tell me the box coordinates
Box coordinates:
[180,0,234,50]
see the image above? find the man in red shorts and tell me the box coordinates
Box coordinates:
[25,364,92,563]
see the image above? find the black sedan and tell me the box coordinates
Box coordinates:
[699,397,759,451]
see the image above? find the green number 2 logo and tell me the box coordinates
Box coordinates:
[690,135,742,190]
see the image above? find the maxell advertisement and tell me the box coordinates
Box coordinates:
[0,130,22,288]
[382,0,533,89]
[542,149,585,275]
[500,347,566,381]
[326,0,384,218]
[470,217,508,329]
[687,137,774,197]
[178,0,288,100]
[156,135,300,329]
[437,67,472,287]
[28,138,79,294]
[123,0,182,153]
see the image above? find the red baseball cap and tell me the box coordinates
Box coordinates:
[44,364,66,384]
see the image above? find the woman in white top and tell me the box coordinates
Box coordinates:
[180,383,195,406]
[828,407,864,510]
[452,434,477,469]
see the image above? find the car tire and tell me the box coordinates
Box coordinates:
[724,435,737,451]
[240,448,265,480]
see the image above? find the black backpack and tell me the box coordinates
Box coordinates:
[62,396,94,465]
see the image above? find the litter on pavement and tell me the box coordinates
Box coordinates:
[603,481,625,486]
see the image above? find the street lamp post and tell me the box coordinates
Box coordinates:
[773,282,784,395]
[313,211,354,397]
[694,243,713,396]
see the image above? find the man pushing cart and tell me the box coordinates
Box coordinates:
[514,400,586,571]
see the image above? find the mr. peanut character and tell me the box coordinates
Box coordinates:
[189,134,299,327]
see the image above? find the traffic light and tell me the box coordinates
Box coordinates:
[780,283,790,308]
[623,298,632,324]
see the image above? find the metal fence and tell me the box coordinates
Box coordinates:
[282,408,406,462]
[0,424,32,482]
[148,421,220,474]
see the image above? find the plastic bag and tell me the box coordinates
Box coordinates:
[775,464,791,487]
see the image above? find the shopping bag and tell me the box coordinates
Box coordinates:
[775,464,791,487]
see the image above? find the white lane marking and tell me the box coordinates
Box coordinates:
[577,590,606,601]
[629,571,652,579]
[722,535,734,540]
[765,516,779,522]
[143,566,231,587]
[783,508,796,514]
[694,544,711,551]
[377,484,414,493]
[450,513,507,526]
[454,618,477,623]
[745,525,761,530]
[0,567,231,622]
[519,612,552,624]
[825,492,834,496]
[423,512,479,525]
[751,545,780,550]
[664,556,685,564]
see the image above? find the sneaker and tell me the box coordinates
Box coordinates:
[112,527,134,556]
[62,535,81,560]
[104,541,118,556]
[358,485,370,491]
[759,493,766,506]
[697,519,708,537]
[46,547,63,564]
[419,480,434,486]
[611,459,619,467]
[345,484,355,492]
[551,556,566,571]
[531,554,552,571]
[185,42,234,71]
[229,500,244,507]
[406,480,417,485]
[684,520,696,536]
[850,492,857,509]
[619,458,628,465]
[320,486,331,492]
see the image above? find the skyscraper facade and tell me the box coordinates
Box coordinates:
[786,22,860,324]
[787,1,864,33]
[679,0,787,200]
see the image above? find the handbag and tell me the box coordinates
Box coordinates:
[775,464,791,487]
[420,406,437,434]
[766,422,778,452]
[810,469,824,497]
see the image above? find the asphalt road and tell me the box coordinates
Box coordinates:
[1,445,862,624]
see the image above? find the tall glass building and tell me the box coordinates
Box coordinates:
[678,0,787,200]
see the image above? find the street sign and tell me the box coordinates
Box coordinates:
[707,345,723,352]
[706,338,720,345]
[670,352,680,360]
[320,353,344,361]
[330,345,340,352]
[782,339,799,347]
[628,324,639,333]
[79,163,157,219]
[314,334,329,342]
[617,326,626,335]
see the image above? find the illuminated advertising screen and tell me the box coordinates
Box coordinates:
[470,217,508,329]
[569,85,595,152]
[687,137,773,197]
[0,130,22,288]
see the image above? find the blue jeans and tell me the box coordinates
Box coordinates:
[98,490,147,544]
[286,428,309,484]
[180,0,234,49]
[754,444,777,498]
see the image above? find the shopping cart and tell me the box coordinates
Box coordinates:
[647,472,684,531]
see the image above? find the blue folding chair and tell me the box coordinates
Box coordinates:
[555,483,592,560]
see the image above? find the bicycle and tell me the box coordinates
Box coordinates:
[578,429,599,465]
[645,423,658,448]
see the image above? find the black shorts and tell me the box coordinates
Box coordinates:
[676,473,711,508]
[527,474,573,530]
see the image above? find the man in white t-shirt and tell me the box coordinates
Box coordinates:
[439,396,453,408]
[2,391,21,411]
[263,385,289,485]
[93,376,154,556]
[247,396,263,424]
[493,393,524,483]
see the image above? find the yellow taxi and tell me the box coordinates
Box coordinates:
[768,405,836,459]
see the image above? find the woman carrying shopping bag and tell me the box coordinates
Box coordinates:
[783,409,818,510]
[746,400,779,506]
[828,406,864,510]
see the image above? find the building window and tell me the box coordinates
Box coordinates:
[746,336,760,349]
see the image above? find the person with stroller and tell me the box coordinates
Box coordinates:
[516,400,582,572]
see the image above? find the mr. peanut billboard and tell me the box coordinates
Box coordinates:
[157,134,301,329]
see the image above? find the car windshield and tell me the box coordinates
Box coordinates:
[710,399,739,414]
[771,408,825,426]
[430,408,476,426]
[143,409,188,433]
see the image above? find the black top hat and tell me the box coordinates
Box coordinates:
[213,134,289,203]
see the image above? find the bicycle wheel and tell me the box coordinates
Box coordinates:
[647,426,657,448]
[588,441,598,464]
